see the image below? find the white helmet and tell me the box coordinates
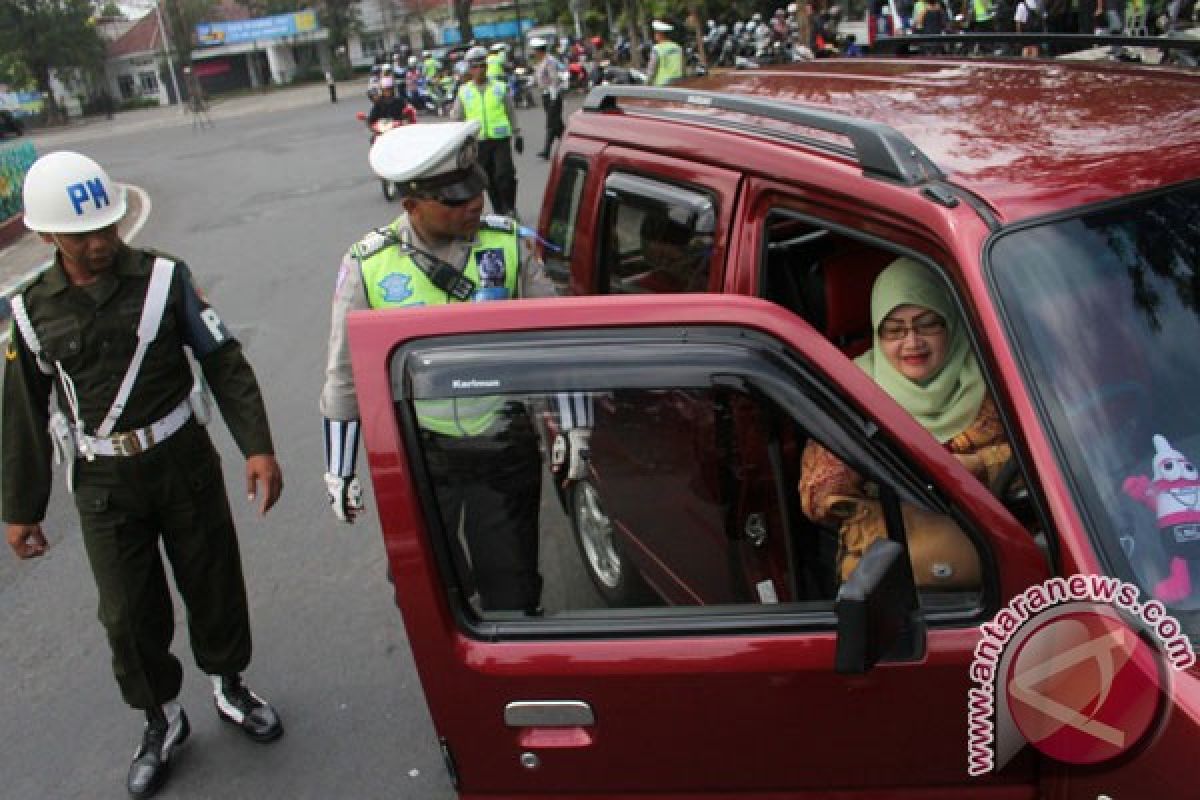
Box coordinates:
[23,151,126,234]
[408,55,418,66]
[490,42,507,52]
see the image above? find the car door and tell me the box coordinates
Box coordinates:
[348,293,1050,799]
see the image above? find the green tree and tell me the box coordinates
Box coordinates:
[161,0,216,71]
[99,0,123,16]
[0,0,107,124]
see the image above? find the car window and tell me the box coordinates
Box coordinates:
[394,328,987,634]
[599,172,715,295]
[992,184,1200,632]
[542,157,587,287]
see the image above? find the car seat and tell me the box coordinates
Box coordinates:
[814,245,894,357]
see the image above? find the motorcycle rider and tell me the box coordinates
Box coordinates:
[451,45,522,217]
[367,75,416,131]
[646,20,684,85]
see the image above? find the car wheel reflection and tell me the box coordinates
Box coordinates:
[571,479,653,606]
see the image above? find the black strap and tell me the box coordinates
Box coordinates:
[398,229,477,302]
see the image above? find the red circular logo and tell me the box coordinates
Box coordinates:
[1005,608,1163,765]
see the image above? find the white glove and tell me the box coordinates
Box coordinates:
[551,428,592,482]
[325,472,364,523]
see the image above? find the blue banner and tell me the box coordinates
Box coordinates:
[196,10,318,47]
[442,18,534,44]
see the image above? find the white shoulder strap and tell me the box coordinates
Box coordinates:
[9,295,54,375]
[96,257,176,438]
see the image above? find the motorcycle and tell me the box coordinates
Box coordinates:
[510,67,537,109]
[356,110,417,202]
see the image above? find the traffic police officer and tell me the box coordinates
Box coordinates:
[451,45,523,217]
[320,121,555,613]
[486,42,508,79]
[647,20,684,85]
[2,152,284,797]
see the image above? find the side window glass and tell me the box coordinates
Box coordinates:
[600,172,715,295]
[399,334,987,628]
[543,158,587,287]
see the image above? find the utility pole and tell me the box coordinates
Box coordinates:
[154,0,184,108]
[513,0,524,59]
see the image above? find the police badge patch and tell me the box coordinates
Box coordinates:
[475,249,506,287]
[379,272,419,304]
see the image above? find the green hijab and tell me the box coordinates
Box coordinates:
[854,257,986,443]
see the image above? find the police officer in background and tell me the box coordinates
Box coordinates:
[452,46,523,217]
[320,121,556,613]
[3,152,284,798]
[647,20,685,85]
[530,37,564,159]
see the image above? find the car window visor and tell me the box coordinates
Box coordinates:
[397,339,763,400]
[604,173,716,234]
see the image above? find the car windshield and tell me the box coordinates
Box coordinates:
[991,183,1200,640]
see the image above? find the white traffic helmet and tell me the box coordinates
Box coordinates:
[489,42,507,52]
[466,45,489,65]
[408,55,418,66]
[23,151,126,234]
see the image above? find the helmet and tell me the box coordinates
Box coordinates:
[466,45,488,65]
[590,35,604,47]
[788,2,798,11]
[422,50,430,57]
[408,55,418,66]
[489,42,506,52]
[529,36,548,49]
[380,75,395,89]
[23,151,126,234]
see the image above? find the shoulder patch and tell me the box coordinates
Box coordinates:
[480,214,515,233]
[352,227,399,261]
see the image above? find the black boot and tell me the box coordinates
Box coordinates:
[127,702,189,798]
[212,674,283,743]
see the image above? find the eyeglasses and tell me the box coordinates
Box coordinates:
[878,313,947,341]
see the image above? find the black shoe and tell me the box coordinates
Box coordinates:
[213,674,283,743]
[127,702,189,798]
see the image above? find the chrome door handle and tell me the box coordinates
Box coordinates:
[504,701,595,727]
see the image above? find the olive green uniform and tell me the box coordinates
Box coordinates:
[2,245,275,711]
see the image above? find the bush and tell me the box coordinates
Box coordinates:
[118,96,161,111]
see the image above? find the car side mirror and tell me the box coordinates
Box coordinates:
[834,538,925,674]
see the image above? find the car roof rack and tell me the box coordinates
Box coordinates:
[583,86,943,186]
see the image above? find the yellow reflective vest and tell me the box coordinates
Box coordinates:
[457,79,513,139]
[353,218,521,436]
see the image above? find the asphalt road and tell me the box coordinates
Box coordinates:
[0,91,572,799]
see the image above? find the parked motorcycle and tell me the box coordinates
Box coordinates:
[356,111,417,202]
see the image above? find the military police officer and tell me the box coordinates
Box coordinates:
[320,121,555,613]
[451,45,523,217]
[3,151,284,798]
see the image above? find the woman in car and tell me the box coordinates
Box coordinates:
[798,257,1010,587]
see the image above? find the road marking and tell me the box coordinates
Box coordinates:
[0,184,150,346]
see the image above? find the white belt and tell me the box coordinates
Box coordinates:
[81,399,192,457]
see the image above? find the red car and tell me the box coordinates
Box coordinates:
[350,59,1200,797]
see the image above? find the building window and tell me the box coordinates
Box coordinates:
[361,35,385,57]
[118,74,136,100]
[138,71,159,94]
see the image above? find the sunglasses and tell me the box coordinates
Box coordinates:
[417,192,474,208]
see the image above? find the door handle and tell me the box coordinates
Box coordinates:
[504,700,595,727]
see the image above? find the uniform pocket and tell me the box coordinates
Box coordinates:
[39,318,83,363]
[73,485,111,516]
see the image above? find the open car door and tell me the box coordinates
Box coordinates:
[348,294,1050,799]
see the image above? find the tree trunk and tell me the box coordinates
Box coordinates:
[35,65,64,126]
[626,0,644,67]
[454,0,474,43]
[688,1,707,68]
